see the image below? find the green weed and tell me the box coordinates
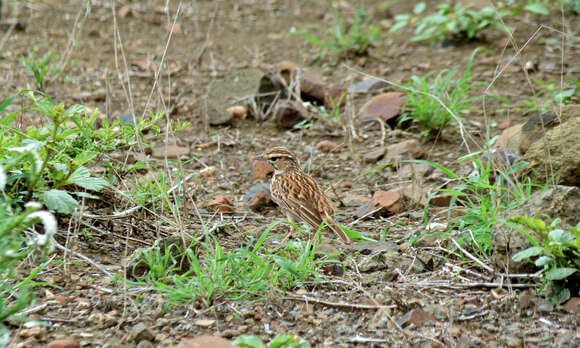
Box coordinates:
[398,48,483,136]
[521,77,580,114]
[234,333,311,348]
[21,52,63,91]
[130,222,338,307]
[316,91,346,127]
[294,9,379,60]
[398,137,534,255]
[391,2,509,44]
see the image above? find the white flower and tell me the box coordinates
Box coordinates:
[8,143,36,153]
[26,211,57,246]
[0,165,5,191]
[24,202,43,210]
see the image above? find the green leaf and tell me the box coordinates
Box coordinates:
[66,166,108,191]
[389,20,409,33]
[74,151,97,166]
[508,216,546,233]
[512,247,543,262]
[534,255,553,267]
[0,94,17,113]
[549,282,570,304]
[524,3,550,15]
[545,267,577,280]
[232,335,267,348]
[269,334,296,348]
[548,229,574,244]
[405,160,458,179]
[341,226,376,242]
[42,189,78,214]
[413,2,426,14]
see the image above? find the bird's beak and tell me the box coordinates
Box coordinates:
[253,154,264,161]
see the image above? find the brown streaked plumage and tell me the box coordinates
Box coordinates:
[255,146,352,244]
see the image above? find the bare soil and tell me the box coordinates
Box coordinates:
[1,0,578,347]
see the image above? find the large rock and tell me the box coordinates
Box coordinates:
[208,68,263,125]
[358,92,405,123]
[520,116,580,186]
[274,99,309,129]
[257,61,336,113]
[491,185,580,272]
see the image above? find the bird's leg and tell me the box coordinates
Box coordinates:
[278,213,298,245]
[278,225,296,245]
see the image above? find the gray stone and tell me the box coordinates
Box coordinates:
[348,77,388,93]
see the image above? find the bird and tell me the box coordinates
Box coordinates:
[254,146,352,245]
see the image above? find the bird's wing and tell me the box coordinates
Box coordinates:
[273,172,351,243]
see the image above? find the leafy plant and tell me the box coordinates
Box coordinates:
[522,78,580,114]
[1,91,162,214]
[234,333,311,348]
[129,222,338,307]
[317,91,346,127]
[293,9,379,60]
[397,136,533,255]
[21,52,63,91]
[391,2,509,44]
[511,217,579,303]
[398,48,483,135]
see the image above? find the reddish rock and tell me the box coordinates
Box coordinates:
[171,335,238,348]
[354,191,402,218]
[152,144,189,159]
[208,196,235,213]
[398,308,437,328]
[300,70,327,105]
[385,140,424,162]
[274,100,309,129]
[169,24,184,35]
[247,189,272,211]
[373,191,402,214]
[47,339,79,348]
[226,106,248,120]
[252,159,274,180]
[564,297,580,313]
[359,92,405,122]
[316,140,339,153]
[429,194,453,207]
[497,119,513,130]
[199,166,216,178]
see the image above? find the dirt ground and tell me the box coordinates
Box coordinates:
[1,0,579,347]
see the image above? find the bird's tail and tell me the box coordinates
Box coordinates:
[323,216,352,244]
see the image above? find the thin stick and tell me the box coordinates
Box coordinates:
[399,281,537,289]
[283,295,396,310]
[451,238,494,273]
[53,241,115,278]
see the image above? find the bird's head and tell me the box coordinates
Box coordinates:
[255,147,300,173]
